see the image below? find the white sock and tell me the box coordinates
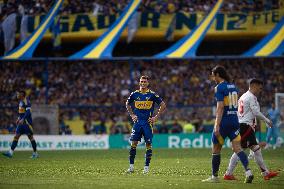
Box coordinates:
[129,164,134,169]
[9,149,14,155]
[226,153,239,175]
[249,150,254,157]
[254,149,269,174]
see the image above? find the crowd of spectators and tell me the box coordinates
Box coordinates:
[0,0,282,18]
[0,58,283,135]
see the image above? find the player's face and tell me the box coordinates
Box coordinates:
[16,92,24,100]
[139,78,149,89]
[211,72,218,83]
[255,84,263,95]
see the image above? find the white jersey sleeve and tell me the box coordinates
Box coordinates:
[249,97,270,124]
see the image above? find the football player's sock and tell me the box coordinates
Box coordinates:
[31,139,37,152]
[129,146,136,164]
[237,151,249,171]
[253,146,268,173]
[226,153,238,175]
[212,153,220,177]
[11,138,18,153]
[145,147,152,166]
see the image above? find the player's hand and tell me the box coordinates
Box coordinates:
[16,118,20,125]
[148,116,158,124]
[266,119,273,128]
[130,114,138,123]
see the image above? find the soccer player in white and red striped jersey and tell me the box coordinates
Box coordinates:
[224,78,279,181]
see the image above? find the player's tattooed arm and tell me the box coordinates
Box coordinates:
[149,101,166,124]
[126,102,138,123]
[214,101,224,137]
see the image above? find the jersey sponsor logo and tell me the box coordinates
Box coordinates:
[134,101,153,109]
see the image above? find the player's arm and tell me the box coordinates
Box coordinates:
[250,98,272,127]
[149,101,166,124]
[126,94,138,123]
[214,101,224,137]
[213,85,224,137]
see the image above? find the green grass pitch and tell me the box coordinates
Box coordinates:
[0,148,283,189]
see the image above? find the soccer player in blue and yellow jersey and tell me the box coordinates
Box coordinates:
[126,75,166,174]
[202,66,254,183]
[3,90,39,159]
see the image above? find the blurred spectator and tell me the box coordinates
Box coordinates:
[83,120,92,134]
[183,122,195,133]
[170,120,183,133]
[93,119,107,134]
[0,58,283,134]
[0,0,280,16]
[158,120,169,133]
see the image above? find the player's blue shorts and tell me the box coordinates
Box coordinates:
[130,120,153,144]
[16,124,34,135]
[212,116,240,145]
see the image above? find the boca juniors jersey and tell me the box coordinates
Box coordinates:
[127,89,162,121]
[18,98,32,125]
[215,81,239,117]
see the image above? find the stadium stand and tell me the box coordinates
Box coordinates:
[0,58,283,134]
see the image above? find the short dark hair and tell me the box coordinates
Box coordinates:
[212,65,231,82]
[140,75,149,81]
[18,90,26,97]
[249,78,263,86]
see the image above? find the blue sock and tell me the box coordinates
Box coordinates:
[11,140,18,151]
[129,147,136,164]
[31,140,37,152]
[212,153,220,177]
[237,151,249,171]
[145,149,152,166]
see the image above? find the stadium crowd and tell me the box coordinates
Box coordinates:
[0,58,283,135]
[0,0,282,17]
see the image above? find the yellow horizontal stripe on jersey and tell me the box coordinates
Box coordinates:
[134,101,153,110]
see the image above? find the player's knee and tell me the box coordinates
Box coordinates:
[146,143,152,150]
[212,144,222,153]
[131,142,138,149]
[28,135,34,141]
